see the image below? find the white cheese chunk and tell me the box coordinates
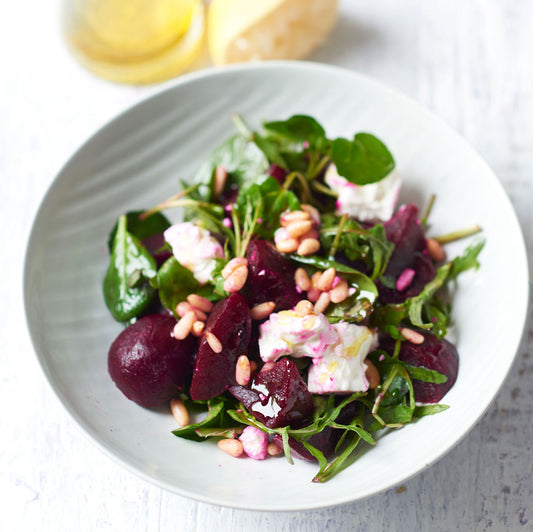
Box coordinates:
[258,310,337,362]
[307,322,378,394]
[164,222,224,284]
[325,164,401,222]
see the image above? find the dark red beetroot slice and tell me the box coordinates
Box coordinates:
[189,293,251,401]
[244,240,301,311]
[108,314,197,408]
[377,253,435,304]
[380,331,459,403]
[384,204,428,274]
[229,358,313,428]
[376,204,436,304]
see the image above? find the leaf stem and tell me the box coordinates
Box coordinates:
[420,194,436,227]
[329,214,348,258]
[140,184,201,220]
[311,180,338,197]
[433,225,482,244]
[232,114,252,138]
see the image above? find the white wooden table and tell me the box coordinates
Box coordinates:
[2,1,532,530]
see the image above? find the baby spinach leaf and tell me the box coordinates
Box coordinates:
[103,215,157,322]
[150,256,199,315]
[107,210,171,252]
[331,133,395,185]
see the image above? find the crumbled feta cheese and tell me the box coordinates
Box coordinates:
[163,222,224,284]
[258,310,337,362]
[325,164,401,222]
[307,323,378,394]
[239,426,268,460]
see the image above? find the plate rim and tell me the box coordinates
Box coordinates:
[23,60,530,511]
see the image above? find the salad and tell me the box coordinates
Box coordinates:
[103,115,484,482]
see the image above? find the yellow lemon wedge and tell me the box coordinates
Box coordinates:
[207,0,338,65]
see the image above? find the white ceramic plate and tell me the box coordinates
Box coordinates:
[24,62,529,511]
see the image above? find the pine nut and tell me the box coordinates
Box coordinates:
[176,301,207,321]
[267,442,283,456]
[260,361,276,373]
[170,398,189,426]
[295,299,314,317]
[251,301,276,320]
[221,257,248,279]
[301,204,320,225]
[300,229,320,240]
[294,268,311,291]
[191,321,205,337]
[206,331,223,353]
[400,327,425,344]
[286,219,313,239]
[235,355,251,386]
[173,311,195,340]
[297,238,320,256]
[217,438,243,457]
[214,165,228,197]
[427,238,446,262]
[330,279,349,303]
[307,287,321,303]
[364,360,380,389]
[311,271,322,288]
[396,268,415,292]
[187,294,213,313]
[316,267,336,292]
[313,291,331,314]
[281,210,310,226]
[223,265,248,292]
[276,238,299,253]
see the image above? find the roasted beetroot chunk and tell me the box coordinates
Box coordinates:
[377,253,436,304]
[108,314,197,408]
[380,331,459,403]
[378,204,435,304]
[190,293,251,401]
[244,240,301,311]
[229,358,314,428]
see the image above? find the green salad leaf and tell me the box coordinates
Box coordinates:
[103,215,158,322]
[331,133,395,185]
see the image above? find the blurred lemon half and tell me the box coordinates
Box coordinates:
[207,0,338,65]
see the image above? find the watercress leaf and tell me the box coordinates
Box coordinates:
[413,404,450,418]
[331,133,395,185]
[380,375,410,407]
[402,364,448,384]
[376,404,414,425]
[150,256,199,315]
[103,215,157,322]
[192,134,269,201]
[172,397,237,442]
[263,115,327,146]
[312,432,362,483]
[107,210,171,252]
[448,238,485,281]
[407,263,451,328]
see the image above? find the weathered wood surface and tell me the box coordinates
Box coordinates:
[1,0,531,530]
